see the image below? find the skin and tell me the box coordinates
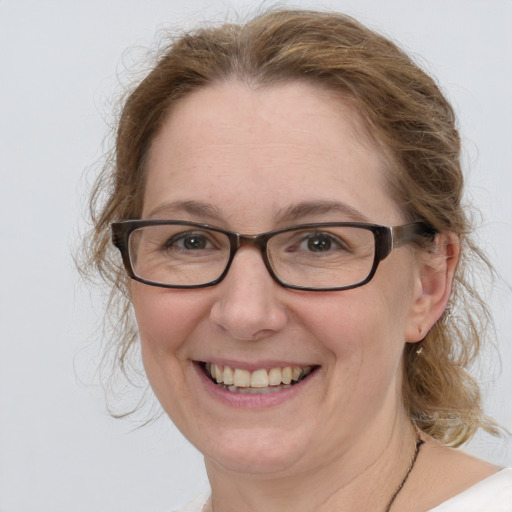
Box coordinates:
[131,81,495,512]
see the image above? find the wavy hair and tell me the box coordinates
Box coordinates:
[81,9,499,443]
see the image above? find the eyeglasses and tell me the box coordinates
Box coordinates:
[111,220,435,292]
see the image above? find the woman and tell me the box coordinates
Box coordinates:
[84,9,511,512]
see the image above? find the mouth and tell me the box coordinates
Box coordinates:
[200,362,316,394]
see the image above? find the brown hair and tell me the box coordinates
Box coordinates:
[83,8,498,443]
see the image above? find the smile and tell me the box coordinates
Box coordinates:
[203,363,314,394]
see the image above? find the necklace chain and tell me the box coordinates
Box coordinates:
[384,434,424,512]
[209,434,424,512]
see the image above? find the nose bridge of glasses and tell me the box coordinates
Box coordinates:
[226,232,276,279]
[229,233,271,266]
[237,232,269,251]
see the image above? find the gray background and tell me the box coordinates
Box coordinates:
[1,1,511,511]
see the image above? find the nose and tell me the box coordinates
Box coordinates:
[209,246,288,341]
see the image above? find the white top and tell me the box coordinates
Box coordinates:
[427,467,512,511]
[172,468,512,512]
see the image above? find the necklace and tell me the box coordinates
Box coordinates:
[209,434,424,512]
[384,434,425,512]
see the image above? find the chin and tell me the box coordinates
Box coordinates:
[202,427,312,475]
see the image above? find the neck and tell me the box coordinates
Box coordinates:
[204,414,419,512]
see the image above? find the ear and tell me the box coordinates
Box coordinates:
[404,232,459,343]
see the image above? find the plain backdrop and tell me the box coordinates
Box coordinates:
[0,1,511,511]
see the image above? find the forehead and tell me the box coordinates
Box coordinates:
[143,81,402,228]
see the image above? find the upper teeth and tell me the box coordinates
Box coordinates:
[205,363,312,388]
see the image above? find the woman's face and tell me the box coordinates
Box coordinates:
[133,81,426,476]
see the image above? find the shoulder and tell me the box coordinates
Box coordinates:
[396,437,510,511]
[170,491,210,512]
[427,467,512,511]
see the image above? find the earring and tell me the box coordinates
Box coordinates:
[416,326,424,355]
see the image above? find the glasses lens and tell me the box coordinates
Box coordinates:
[128,224,231,286]
[267,225,376,289]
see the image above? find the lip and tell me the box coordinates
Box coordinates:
[193,361,319,409]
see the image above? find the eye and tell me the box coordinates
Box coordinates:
[297,232,348,253]
[303,234,333,252]
[165,231,215,251]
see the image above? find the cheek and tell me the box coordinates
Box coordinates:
[299,289,407,350]
[132,285,204,347]
[131,284,211,388]
[131,285,214,426]
[296,280,412,382]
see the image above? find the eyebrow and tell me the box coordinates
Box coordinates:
[277,200,370,223]
[146,199,369,224]
[146,200,224,221]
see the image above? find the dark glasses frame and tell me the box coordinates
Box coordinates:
[111,220,436,292]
